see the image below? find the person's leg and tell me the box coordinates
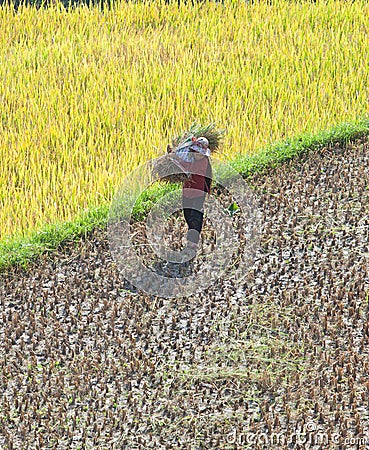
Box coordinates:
[183,208,192,229]
[183,195,205,245]
[186,209,204,244]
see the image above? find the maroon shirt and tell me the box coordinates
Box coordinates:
[182,156,211,199]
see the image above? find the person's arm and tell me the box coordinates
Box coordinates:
[204,160,212,194]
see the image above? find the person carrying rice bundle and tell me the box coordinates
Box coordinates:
[170,136,213,254]
[153,123,224,259]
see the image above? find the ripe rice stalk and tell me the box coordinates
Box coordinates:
[0,0,369,238]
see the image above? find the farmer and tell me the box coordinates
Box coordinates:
[171,136,212,254]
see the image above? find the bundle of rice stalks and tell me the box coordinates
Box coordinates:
[151,154,191,184]
[171,122,225,153]
[152,123,225,184]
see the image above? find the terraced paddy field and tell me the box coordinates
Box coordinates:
[1,137,369,449]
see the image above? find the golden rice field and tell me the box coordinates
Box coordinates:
[1,0,369,240]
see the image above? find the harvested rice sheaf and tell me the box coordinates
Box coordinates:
[151,154,190,184]
[152,123,225,183]
[171,122,225,153]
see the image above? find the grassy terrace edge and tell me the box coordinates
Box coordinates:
[1,116,369,273]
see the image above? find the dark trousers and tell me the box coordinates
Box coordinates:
[183,195,205,244]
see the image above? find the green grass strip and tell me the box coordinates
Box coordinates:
[0,204,110,271]
[230,116,369,176]
[1,116,368,272]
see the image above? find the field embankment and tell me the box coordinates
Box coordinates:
[1,137,368,449]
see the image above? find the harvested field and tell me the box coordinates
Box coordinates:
[1,137,369,449]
